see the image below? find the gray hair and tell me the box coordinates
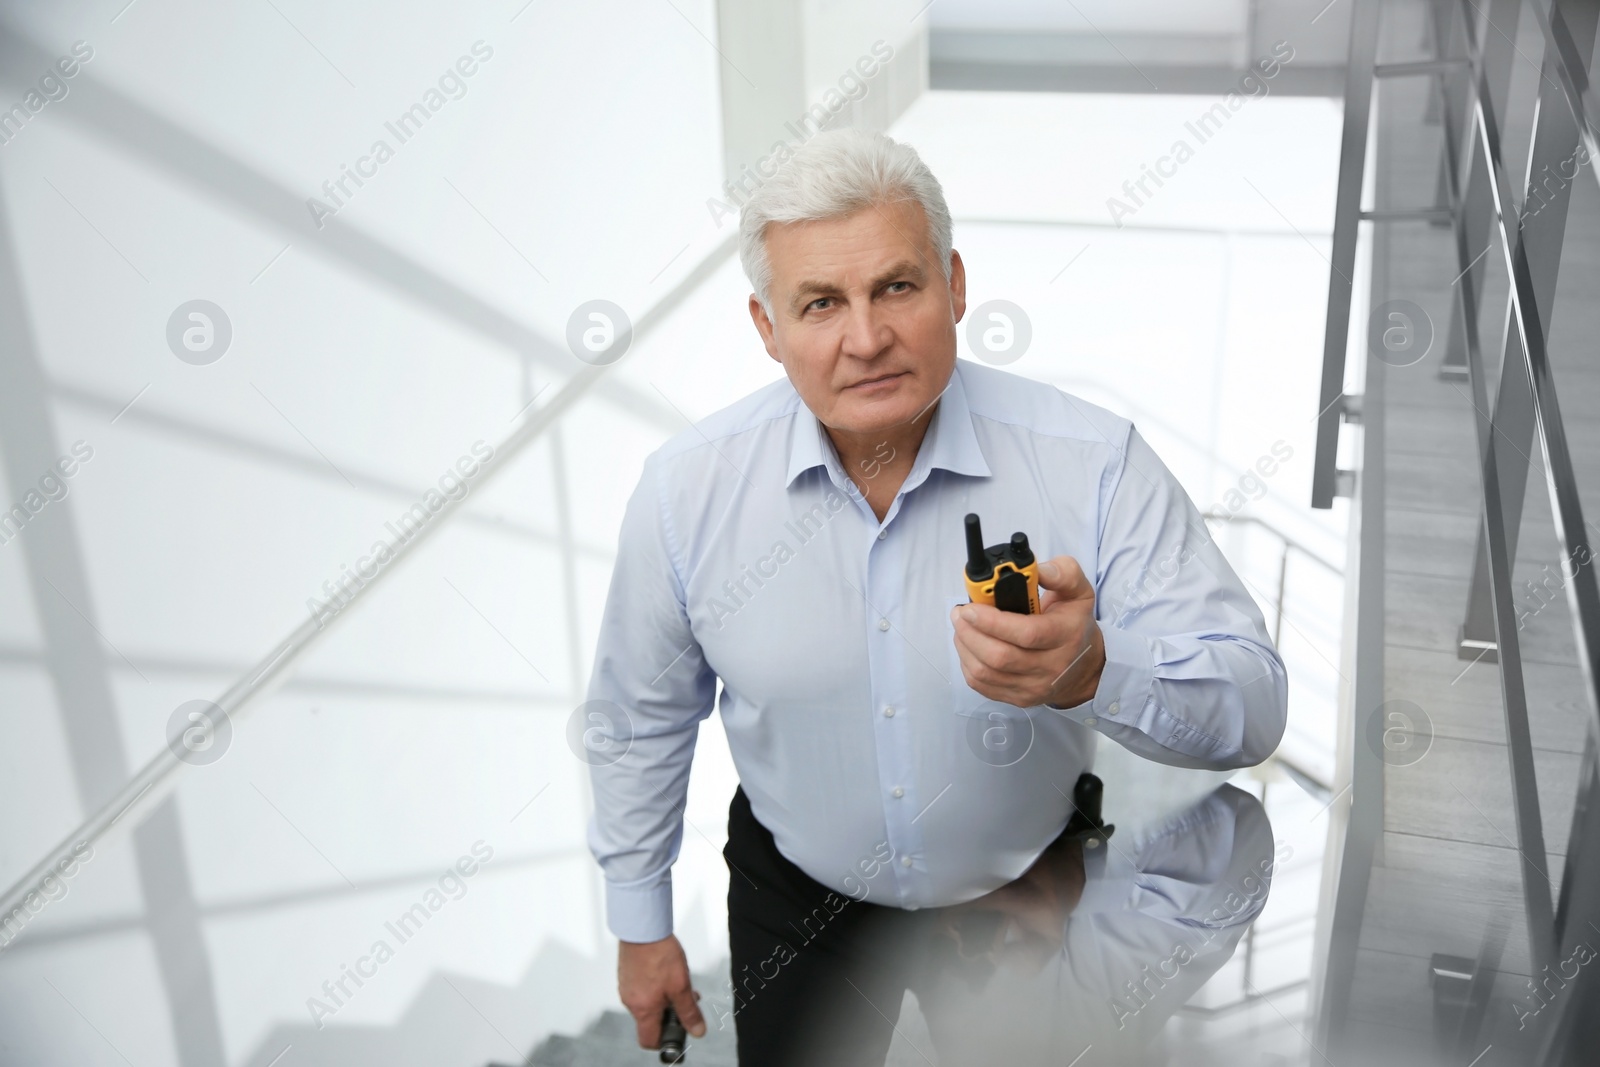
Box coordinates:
[738,129,953,314]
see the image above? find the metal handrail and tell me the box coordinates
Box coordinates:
[1311,2,1387,1051]
[1447,0,1559,979]
[1199,510,1342,798]
[1057,379,1345,561]
[1465,0,1600,758]
[1528,0,1600,189]
[1310,0,1382,509]
[1314,0,1600,1054]
[1457,0,1600,994]
[0,235,738,924]
[1199,511,1343,577]
[1201,508,1341,652]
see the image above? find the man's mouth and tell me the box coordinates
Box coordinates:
[846,371,909,390]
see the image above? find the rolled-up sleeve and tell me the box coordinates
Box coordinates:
[584,454,716,943]
[1052,427,1288,769]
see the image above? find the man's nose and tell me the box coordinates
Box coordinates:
[838,302,891,361]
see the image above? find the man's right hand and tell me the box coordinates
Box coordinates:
[618,934,707,1049]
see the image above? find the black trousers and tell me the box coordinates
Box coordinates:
[722,786,940,1067]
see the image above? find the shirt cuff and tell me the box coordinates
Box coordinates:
[605,874,674,943]
[1049,624,1155,727]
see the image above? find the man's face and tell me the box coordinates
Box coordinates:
[748,200,966,438]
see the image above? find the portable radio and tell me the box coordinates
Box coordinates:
[963,513,1041,615]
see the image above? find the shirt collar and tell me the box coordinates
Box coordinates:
[784,360,992,488]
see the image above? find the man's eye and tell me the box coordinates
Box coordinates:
[886,281,911,294]
[807,297,833,312]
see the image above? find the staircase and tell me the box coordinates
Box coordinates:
[515,1004,738,1067]
[505,961,935,1067]
[507,961,738,1067]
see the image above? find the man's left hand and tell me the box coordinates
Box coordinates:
[950,555,1105,709]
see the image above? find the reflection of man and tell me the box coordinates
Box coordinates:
[905,783,1279,1064]
[584,129,1288,1064]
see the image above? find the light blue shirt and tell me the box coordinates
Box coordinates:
[584,359,1287,943]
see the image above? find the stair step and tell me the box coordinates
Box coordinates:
[527,1009,739,1067]
[584,1011,637,1042]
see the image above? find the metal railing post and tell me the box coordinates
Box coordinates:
[1438,0,1521,380]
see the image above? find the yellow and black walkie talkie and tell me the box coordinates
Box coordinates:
[963,513,1042,615]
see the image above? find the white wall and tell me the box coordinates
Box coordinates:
[0,1,725,1064]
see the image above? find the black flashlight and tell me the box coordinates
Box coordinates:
[659,1005,687,1063]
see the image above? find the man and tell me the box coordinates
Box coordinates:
[584,128,1287,1064]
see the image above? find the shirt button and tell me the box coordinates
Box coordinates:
[877,529,887,540]
[877,618,890,632]
[892,786,905,798]
[1107,700,1120,715]
[900,855,913,868]
[883,706,895,718]
[1083,716,1098,727]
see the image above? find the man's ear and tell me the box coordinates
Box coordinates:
[948,249,967,324]
[748,294,781,363]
